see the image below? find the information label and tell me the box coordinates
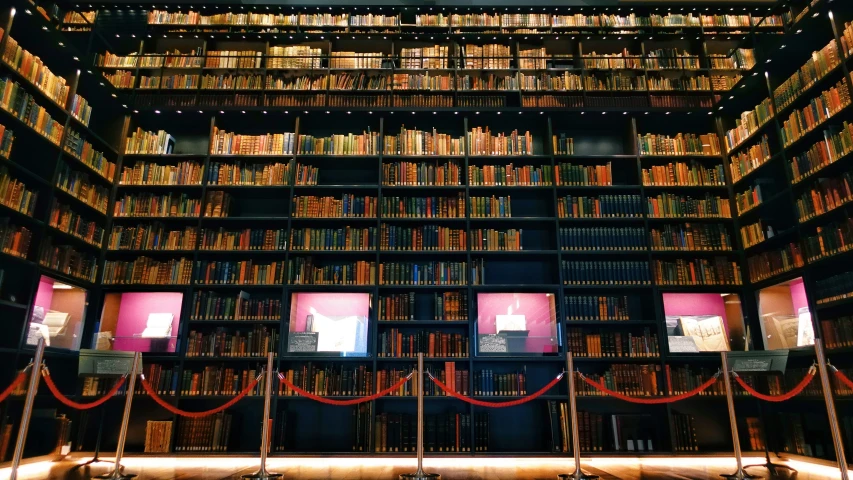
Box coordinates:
[288,332,319,352]
[478,334,508,353]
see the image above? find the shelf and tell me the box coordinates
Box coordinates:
[46,225,103,251]
[52,188,108,217]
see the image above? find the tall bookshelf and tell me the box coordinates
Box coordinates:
[0,0,851,464]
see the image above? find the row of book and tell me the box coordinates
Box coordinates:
[119,160,202,186]
[788,122,853,184]
[382,160,462,186]
[652,257,742,286]
[209,127,295,156]
[773,36,843,112]
[185,326,278,358]
[39,239,99,282]
[375,412,487,453]
[650,223,732,251]
[191,290,281,321]
[279,364,374,397]
[113,191,230,218]
[779,80,851,148]
[641,161,726,187]
[195,260,286,286]
[63,130,116,182]
[468,164,552,186]
[208,161,292,186]
[292,226,374,251]
[747,243,804,283]
[565,295,633,321]
[567,328,660,358]
[378,329,468,358]
[561,226,646,251]
[821,316,853,350]
[108,224,197,251]
[55,163,110,214]
[637,133,721,156]
[49,201,104,247]
[180,365,266,396]
[735,184,763,215]
[102,257,194,285]
[816,271,853,305]
[287,257,375,285]
[297,131,380,156]
[1,35,70,107]
[795,169,853,222]
[144,9,781,29]
[380,225,464,251]
[124,128,175,154]
[0,123,11,158]
[557,194,643,218]
[802,219,853,263]
[739,220,769,248]
[562,261,651,286]
[292,195,376,218]
[0,222,31,259]
[0,78,65,146]
[378,260,484,286]
[379,292,468,321]
[724,98,774,153]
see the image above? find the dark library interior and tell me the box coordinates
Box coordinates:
[0,0,853,479]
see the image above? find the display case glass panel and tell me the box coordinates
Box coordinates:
[96,291,183,353]
[757,278,814,350]
[27,276,88,351]
[475,292,559,356]
[663,292,746,352]
[287,292,370,356]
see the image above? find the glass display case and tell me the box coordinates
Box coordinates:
[757,277,814,350]
[27,276,88,350]
[287,292,370,356]
[662,292,746,352]
[475,292,560,356]
[96,291,183,353]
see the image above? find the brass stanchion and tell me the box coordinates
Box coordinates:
[400,353,440,480]
[243,352,281,480]
[96,351,141,480]
[9,338,45,480]
[557,352,598,480]
[815,339,850,480]
[720,352,760,480]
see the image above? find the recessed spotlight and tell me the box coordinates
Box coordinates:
[155,110,161,114]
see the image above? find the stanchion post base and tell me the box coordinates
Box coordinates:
[720,472,762,480]
[242,473,283,480]
[557,473,599,480]
[400,472,440,480]
[743,462,795,478]
[73,458,115,469]
[94,470,136,480]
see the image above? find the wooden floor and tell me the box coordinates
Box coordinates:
[1,455,850,480]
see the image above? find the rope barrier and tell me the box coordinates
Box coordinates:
[140,374,261,418]
[427,372,564,408]
[579,372,719,404]
[0,371,27,404]
[278,372,413,406]
[833,367,853,391]
[733,366,816,402]
[42,369,126,410]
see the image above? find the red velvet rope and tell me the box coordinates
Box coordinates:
[734,369,815,402]
[42,371,126,410]
[140,374,260,418]
[428,372,564,408]
[278,372,412,406]
[0,371,27,404]
[834,369,853,391]
[580,373,718,404]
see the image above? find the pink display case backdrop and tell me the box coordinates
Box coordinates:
[110,292,183,352]
[476,292,558,354]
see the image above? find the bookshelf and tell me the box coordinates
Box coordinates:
[0,0,851,465]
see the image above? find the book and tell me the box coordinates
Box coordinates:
[286,257,375,285]
[652,258,742,286]
[175,413,232,452]
[558,195,643,218]
[637,133,721,156]
[650,223,732,251]
[380,225,465,251]
[144,421,173,453]
[564,295,633,321]
[102,257,193,285]
[747,243,804,282]
[38,238,98,282]
[124,128,174,155]
[290,226,374,251]
[50,201,105,247]
[120,160,202,186]
[378,260,482,286]
[191,290,281,321]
